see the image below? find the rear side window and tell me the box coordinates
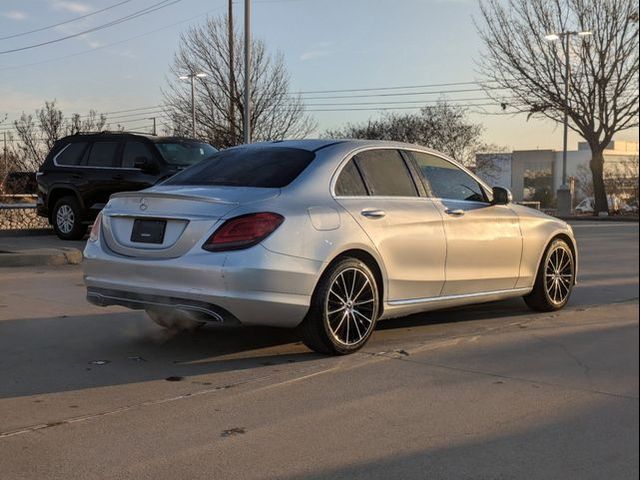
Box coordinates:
[122,142,154,168]
[86,142,119,168]
[164,146,315,188]
[335,160,368,196]
[55,142,87,166]
[354,149,418,197]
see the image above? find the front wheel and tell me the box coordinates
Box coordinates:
[300,257,380,355]
[524,238,575,312]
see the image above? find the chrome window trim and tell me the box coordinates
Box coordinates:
[53,142,143,171]
[330,145,493,201]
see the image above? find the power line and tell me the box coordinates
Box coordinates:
[0,0,135,41]
[294,81,501,95]
[0,0,182,55]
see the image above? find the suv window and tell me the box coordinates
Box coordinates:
[156,142,217,167]
[354,149,418,197]
[123,141,155,168]
[335,160,368,196]
[164,146,314,188]
[411,152,487,202]
[56,142,87,166]
[86,142,119,168]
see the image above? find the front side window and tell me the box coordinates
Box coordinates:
[354,149,418,197]
[164,146,314,188]
[86,142,119,168]
[55,142,87,166]
[122,142,155,168]
[411,152,487,203]
[335,160,368,196]
[155,142,217,167]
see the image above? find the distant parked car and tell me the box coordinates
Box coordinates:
[1,171,37,196]
[36,131,217,240]
[575,196,621,215]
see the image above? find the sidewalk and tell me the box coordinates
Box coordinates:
[0,231,85,268]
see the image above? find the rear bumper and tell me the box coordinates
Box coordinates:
[83,239,323,328]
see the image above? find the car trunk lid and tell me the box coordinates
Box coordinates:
[101,186,279,258]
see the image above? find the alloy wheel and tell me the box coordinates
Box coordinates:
[56,204,75,234]
[544,244,574,306]
[325,267,377,346]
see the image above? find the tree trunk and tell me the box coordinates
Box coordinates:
[589,147,608,215]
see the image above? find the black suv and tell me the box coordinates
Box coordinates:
[37,132,217,239]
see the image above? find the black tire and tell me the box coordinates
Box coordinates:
[524,238,575,312]
[146,309,205,332]
[299,257,380,355]
[52,196,87,240]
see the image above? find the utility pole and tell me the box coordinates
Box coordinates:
[3,131,7,178]
[243,0,251,144]
[228,0,235,145]
[149,117,157,135]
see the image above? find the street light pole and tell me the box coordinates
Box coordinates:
[190,75,196,138]
[179,72,207,139]
[544,30,592,216]
[243,0,251,144]
[228,0,235,145]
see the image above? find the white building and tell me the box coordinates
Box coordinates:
[476,140,639,207]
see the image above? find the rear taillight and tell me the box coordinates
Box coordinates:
[203,212,284,252]
[89,212,102,242]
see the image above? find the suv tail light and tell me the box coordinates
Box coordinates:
[203,212,284,252]
[89,212,102,242]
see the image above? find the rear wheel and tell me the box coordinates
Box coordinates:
[300,257,380,355]
[146,309,205,332]
[52,196,87,240]
[524,238,575,312]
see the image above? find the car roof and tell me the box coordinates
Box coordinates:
[233,138,442,153]
[58,132,203,143]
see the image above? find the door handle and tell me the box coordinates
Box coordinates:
[361,209,386,219]
[70,173,83,179]
[112,174,125,180]
[445,209,465,217]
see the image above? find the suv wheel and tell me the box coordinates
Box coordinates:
[52,196,87,240]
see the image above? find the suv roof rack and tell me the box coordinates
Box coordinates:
[71,130,156,136]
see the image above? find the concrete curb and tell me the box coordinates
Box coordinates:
[0,247,83,268]
[559,216,639,223]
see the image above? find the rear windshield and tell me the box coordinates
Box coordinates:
[164,146,315,188]
[155,141,217,167]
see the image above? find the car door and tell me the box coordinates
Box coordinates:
[120,140,164,191]
[81,140,123,215]
[408,151,522,296]
[333,148,447,302]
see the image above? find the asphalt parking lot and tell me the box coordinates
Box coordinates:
[0,222,638,480]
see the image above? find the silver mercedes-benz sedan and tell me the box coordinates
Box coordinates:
[84,139,578,355]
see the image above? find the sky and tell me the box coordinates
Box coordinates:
[0,0,637,151]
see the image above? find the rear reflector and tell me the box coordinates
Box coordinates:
[203,212,284,252]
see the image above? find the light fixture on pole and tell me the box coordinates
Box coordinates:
[179,72,208,138]
[544,29,592,216]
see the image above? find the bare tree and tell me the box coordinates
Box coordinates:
[326,102,492,167]
[476,0,639,214]
[10,100,108,171]
[163,15,315,148]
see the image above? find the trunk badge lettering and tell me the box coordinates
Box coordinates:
[139,198,148,211]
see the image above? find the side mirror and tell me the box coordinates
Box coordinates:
[133,156,158,173]
[492,186,512,205]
